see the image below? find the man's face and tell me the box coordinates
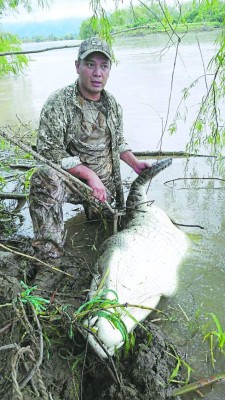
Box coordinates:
[75,52,111,101]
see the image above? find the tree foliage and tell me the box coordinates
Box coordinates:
[86,0,225,156]
[79,0,225,39]
[0,0,49,16]
[0,0,49,77]
[186,30,225,155]
[0,32,29,74]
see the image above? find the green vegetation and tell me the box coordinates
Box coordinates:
[0,31,29,75]
[167,346,193,385]
[204,313,225,368]
[0,32,28,77]
[0,130,36,193]
[75,289,132,354]
[0,129,37,236]
[79,0,225,38]
[0,0,49,77]
[20,280,50,313]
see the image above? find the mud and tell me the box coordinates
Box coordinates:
[0,212,184,400]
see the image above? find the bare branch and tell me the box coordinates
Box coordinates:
[0,43,80,57]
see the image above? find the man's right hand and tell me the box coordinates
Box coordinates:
[86,175,106,202]
[67,164,107,202]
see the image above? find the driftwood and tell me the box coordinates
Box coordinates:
[133,150,215,158]
[0,193,27,200]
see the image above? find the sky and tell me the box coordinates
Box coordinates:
[2,0,140,23]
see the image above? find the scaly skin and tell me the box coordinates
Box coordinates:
[126,158,172,221]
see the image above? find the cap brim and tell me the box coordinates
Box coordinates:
[79,49,112,62]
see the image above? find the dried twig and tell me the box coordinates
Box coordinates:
[11,346,29,400]
[0,192,28,200]
[18,303,44,390]
[164,177,225,187]
[0,343,19,351]
[172,371,225,396]
[10,299,48,399]
[0,242,74,278]
[0,43,80,56]
[77,324,121,387]
[173,222,204,230]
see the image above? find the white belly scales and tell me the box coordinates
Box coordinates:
[83,204,189,358]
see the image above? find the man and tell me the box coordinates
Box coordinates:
[29,37,150,260]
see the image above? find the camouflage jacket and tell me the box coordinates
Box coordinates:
[36,81,131,208]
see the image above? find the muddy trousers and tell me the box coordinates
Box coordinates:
[29,167,100,252]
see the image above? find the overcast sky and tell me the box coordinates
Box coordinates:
[2,0,139,23]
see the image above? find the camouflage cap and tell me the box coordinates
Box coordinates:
[78,37,112,62]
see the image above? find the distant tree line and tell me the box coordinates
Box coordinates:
[22,33,78,43]
[79,0,225,38]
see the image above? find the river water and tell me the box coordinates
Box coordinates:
[1,32,225,398]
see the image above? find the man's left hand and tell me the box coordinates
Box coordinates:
[133,160,151,175]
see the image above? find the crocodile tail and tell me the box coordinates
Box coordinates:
[126,158,173,218]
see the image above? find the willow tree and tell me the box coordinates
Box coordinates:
[89,0,225,157]
[0,0,50,76]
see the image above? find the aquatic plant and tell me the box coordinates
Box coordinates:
[74,289,132,354]
[20,281,50,314]
[204,312,225,368]
[167,345,193,385]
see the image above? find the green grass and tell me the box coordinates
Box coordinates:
[20,280,50,314]
[204,312,225,368]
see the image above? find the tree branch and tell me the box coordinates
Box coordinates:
[0,193,28,200]
[0,43,80,57]
[172,371,225,397]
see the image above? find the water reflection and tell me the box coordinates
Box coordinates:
[147,156,225,400]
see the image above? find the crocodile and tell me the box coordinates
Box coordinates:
[82,158,189,358]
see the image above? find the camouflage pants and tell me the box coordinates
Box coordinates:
[29,167,113,251]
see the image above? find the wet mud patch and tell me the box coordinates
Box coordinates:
[0,213,184,399]
[83,321,183,400]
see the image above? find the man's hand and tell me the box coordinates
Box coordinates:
[132,160,151,175]
[86,175,107,202]
[67,164,106,202]
[120,151,151,175]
